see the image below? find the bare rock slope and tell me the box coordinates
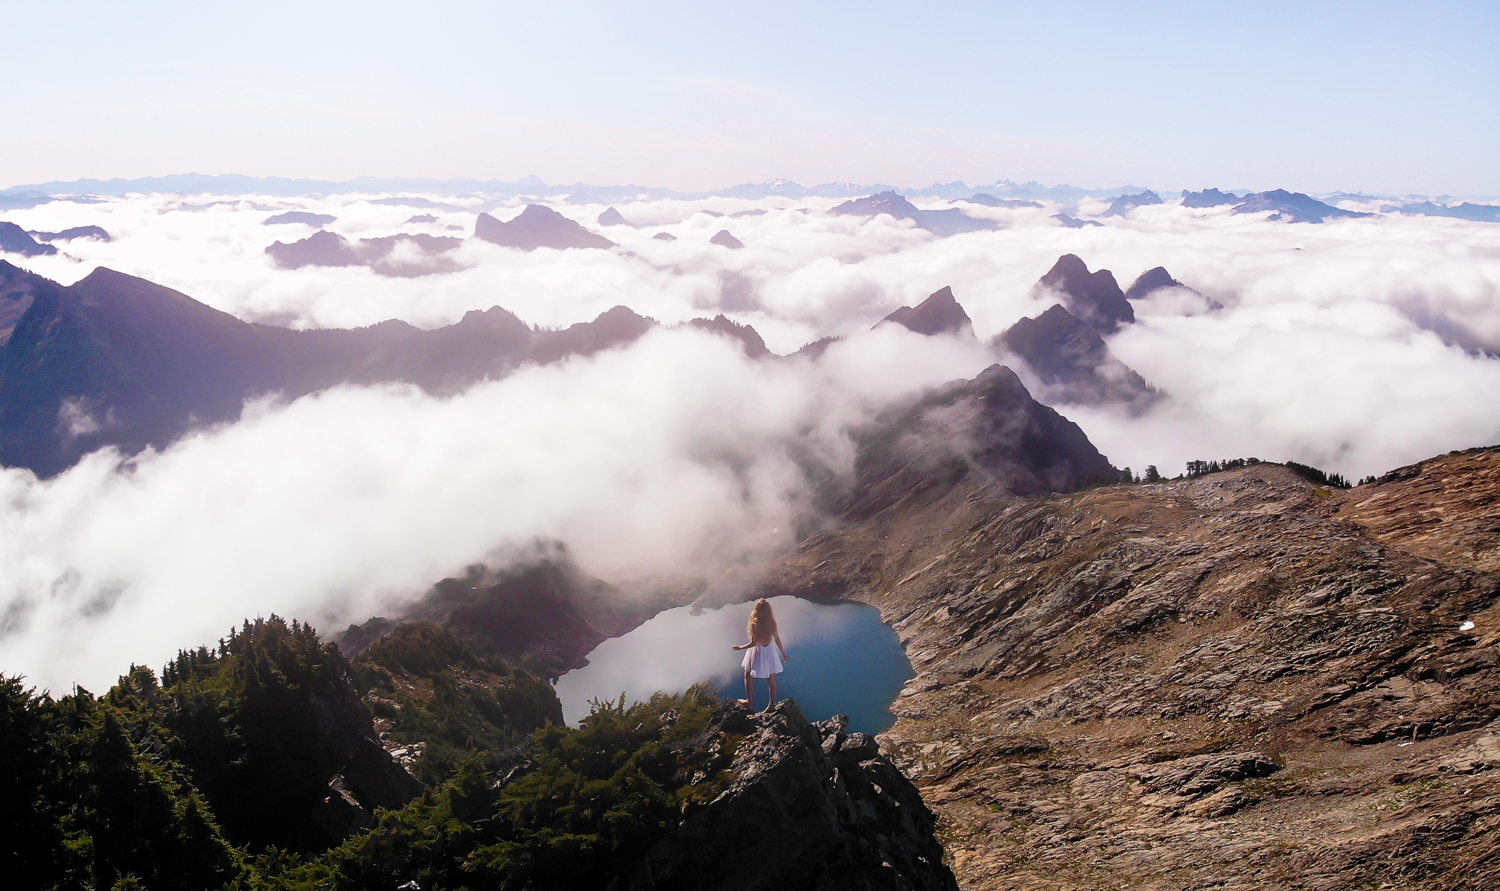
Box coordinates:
[762,449,1500,890]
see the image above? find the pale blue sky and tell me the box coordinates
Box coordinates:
[5,1,1497,194]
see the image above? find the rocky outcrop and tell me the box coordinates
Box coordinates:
[828,364,1116,520]
[762,451,1500,890]
[473,204,615,250]
[1340,446,1500,575]
[995,258,1160,410]
[1033,254,1134,332]
[996,304,1158,411]
[878,286,973,337]
[635,700,958,891]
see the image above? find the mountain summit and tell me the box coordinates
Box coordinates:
[473,205,615,250]
[831,191,996,236]
[877,286,973,336]
[1034,254,1134,331]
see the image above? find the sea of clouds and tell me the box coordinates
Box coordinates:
[3,191,1500,692]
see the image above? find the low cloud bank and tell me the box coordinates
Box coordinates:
[0,325,992,693]
[3,192,1499,690]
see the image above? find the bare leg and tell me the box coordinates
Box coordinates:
[765,674,778,711]
[739,670,753,707]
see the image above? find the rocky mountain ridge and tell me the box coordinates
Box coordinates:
[756,448,1500,890]
[0,262,776,476]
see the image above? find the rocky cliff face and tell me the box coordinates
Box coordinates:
[761,450,1500,890]
[996,304,1158,411]
[1032,254,1134,332]
[634,699,958,891]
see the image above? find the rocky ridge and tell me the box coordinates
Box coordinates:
[759,450,1500,890]
[629,700,958,890]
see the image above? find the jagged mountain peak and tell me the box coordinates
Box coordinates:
[1125,266,1184,300]
[685,314,769,357]
[1035,254,1134,331]
[0,220,59,257]
[831,190,920,219]
[998,302,1159,412]
[473,204,615,250]
[1181,187,1241,208]
[597,206,634,227]
[1102,190,1162,217]
[877,286,973,337]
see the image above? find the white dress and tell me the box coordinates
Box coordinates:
[742,641,784,678]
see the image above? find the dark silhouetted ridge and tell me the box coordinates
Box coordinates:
[0,264,664,476]
[0,221,57,257]
[965,193,1041,208]
[1181,188,1241,208]
[878,286,972,336]
[473,204,615,250]
[529,305,655,365]
[1035,254,1134,331]
[710,229,745,249]
[837,364,1116,519]
[1125,266,1183,300]
[686,314,769,357]
[832,191,996,236]
[1232,190,1368,223]
[264,211,336,226]
[1399,201,1500,223]
[1102,190,1162,216]
[598,206,635,227]
[31,225,111,242]
[998,304,1158,411]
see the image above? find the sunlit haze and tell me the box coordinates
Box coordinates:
[4,1,1497,195]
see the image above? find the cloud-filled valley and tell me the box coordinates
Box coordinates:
[3,185,1500,693]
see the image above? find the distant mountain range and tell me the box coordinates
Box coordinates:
[0,173,1305,205]
[831,191,996,235]
[0,261,664,476]
[4,175,1495,229]
[0,248,1173,478]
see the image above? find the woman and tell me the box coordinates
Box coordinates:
[731,598,790,711]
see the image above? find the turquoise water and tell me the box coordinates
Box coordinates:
[555,595,914,735]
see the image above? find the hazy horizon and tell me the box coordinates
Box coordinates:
[4,2,1496,196]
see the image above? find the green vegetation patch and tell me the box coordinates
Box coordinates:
[273,684,727,891]
[352,622,562,785]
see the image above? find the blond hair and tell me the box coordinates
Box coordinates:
[746,598,777,646]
